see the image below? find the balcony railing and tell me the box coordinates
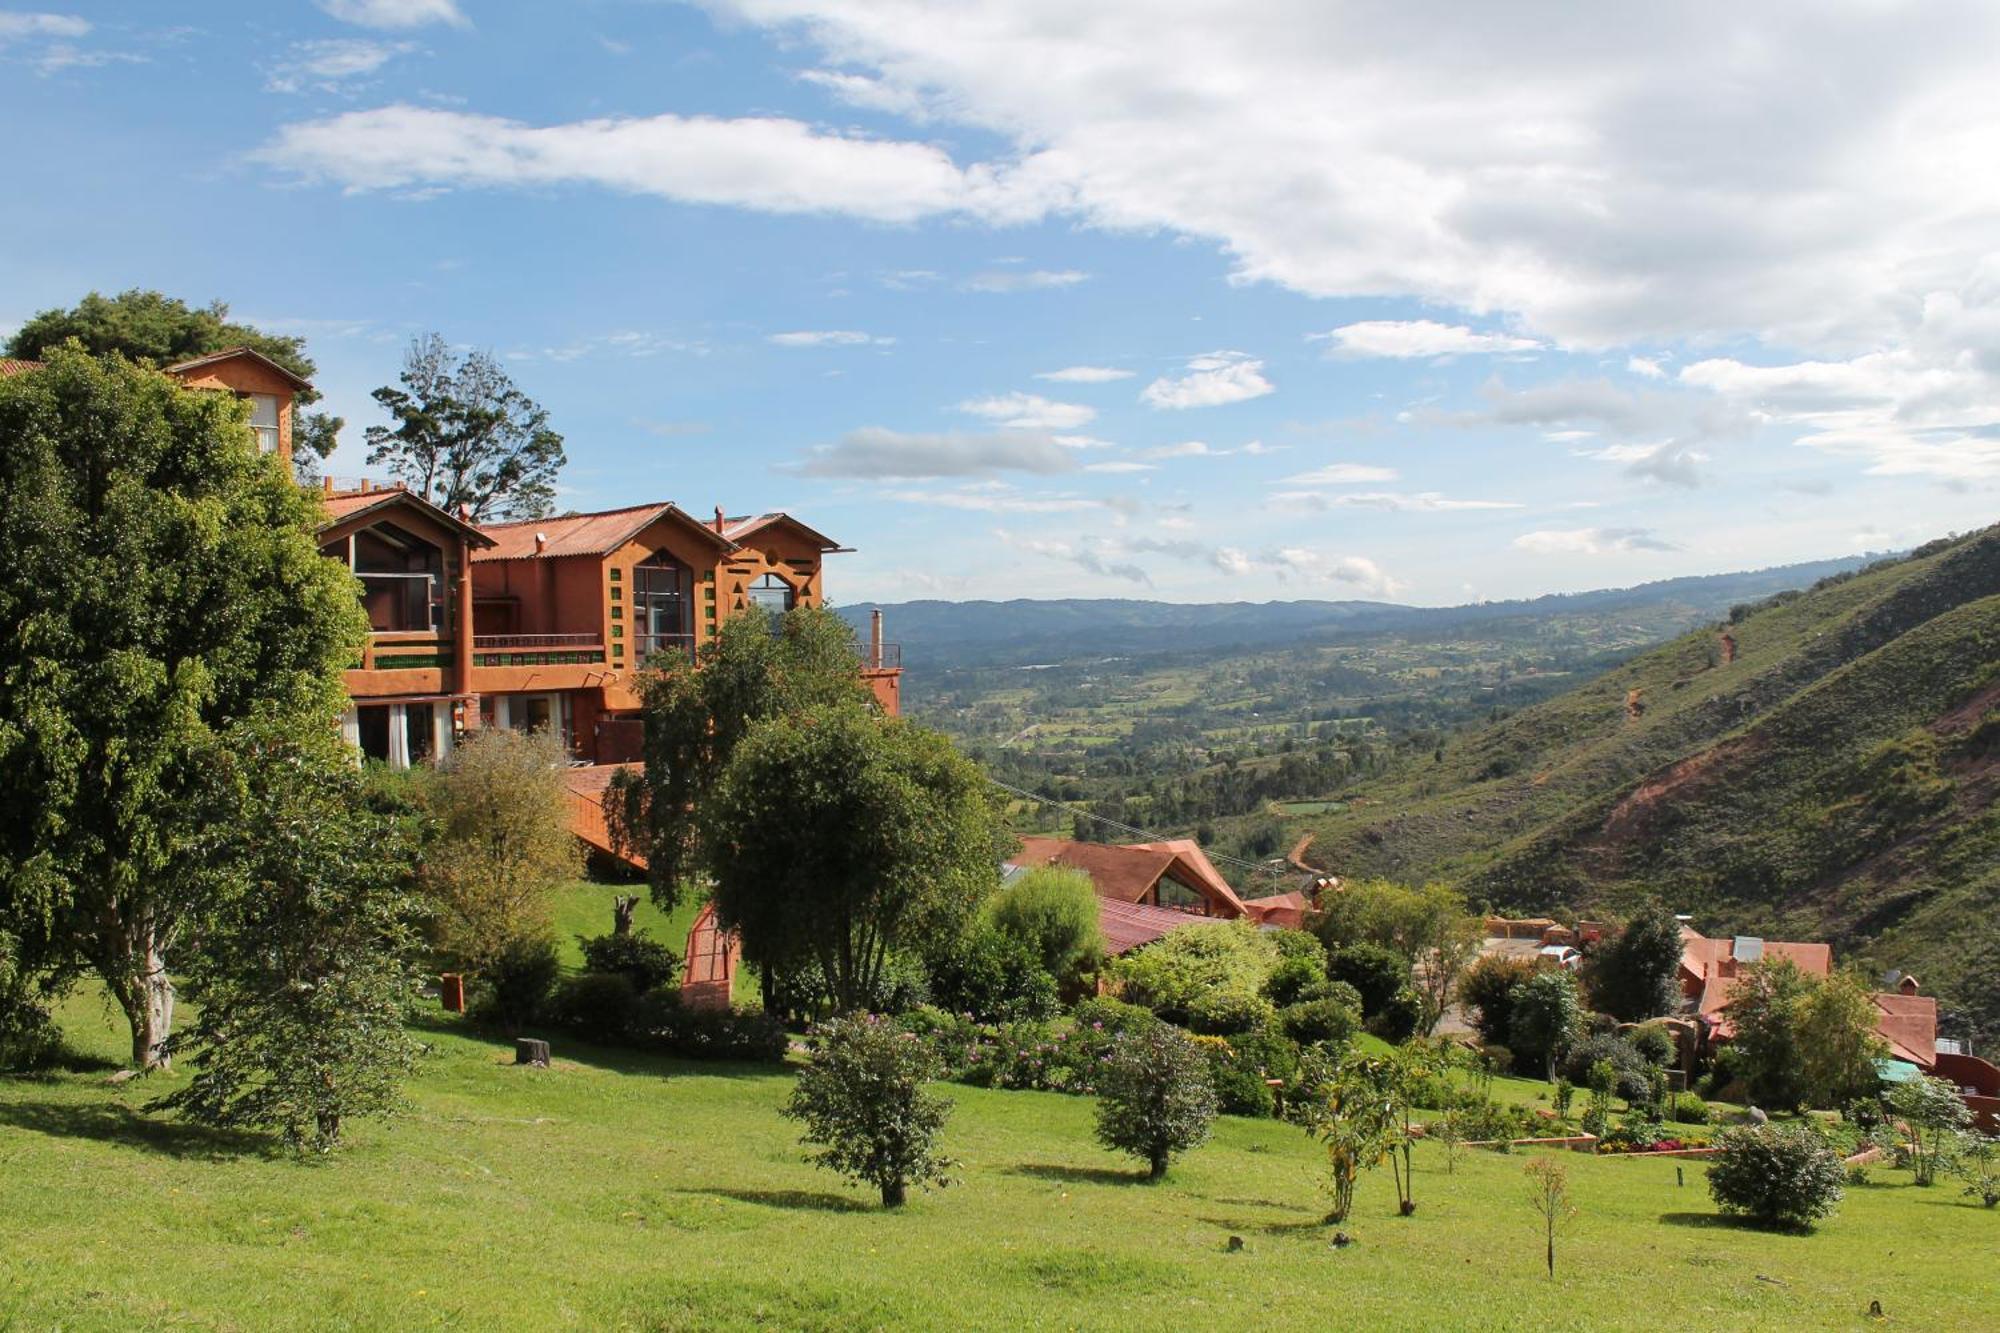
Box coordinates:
[634,633,698,664]
[864,641,902,670]
[472,633,606,667]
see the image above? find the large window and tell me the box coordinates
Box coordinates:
[246,394,282,454]
[632,551,691,659]
[748,572,795,623]
[321,522,445,633]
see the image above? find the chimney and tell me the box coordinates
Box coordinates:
[322,476,334,494]
[714,505,726,534]
[359,478,371,494]
[870,608,884,668]
[1899,974,1921,996]
[534,531,548,555]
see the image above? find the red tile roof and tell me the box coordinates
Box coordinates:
[475,502,734,561]
[163,346,313,392]
[721,512,847,552]
[317,486,496,546]
[1241,891,1312,928]
[0,358,44,378]
[1872,991,1938,1067]
[1014,838,1178,905]
[1097,897,1209,955]
[1010,836,1249,919]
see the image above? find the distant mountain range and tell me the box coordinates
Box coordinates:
[840,555,1876,670]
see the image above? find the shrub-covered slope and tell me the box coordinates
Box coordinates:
[1305,526,2000,1039]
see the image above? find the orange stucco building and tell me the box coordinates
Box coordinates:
[2,346,901,767]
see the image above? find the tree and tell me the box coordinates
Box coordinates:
[609,606,875,913]
[1508,970,1583,1083]
[0,348,366,1068]
[1458,953,1535,1048]
[1885,1075,1974,1186]
[1114,920,1279,1024]
[1794,971,1888,1110]
[6,289,343,460]
[706,706,1001,1014]
[423,727,580,973]
[784,1014,955,1208]
[1289,1045,1399,1223]
[364,333,566,521]
[1727,958,1820,1110]
[1327,942,1409,1019]
[1094,1023,1219,1180]
[1580,901,1684,1022]
[1524,1157,1576,1279]
[1956,1135,2000,1208]
[153,735,423,1153]
[1707,1124,1845,1227]
[1314,880,1482,1028]
[984,865,1104,982]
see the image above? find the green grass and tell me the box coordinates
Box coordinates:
[548,879,701,974]
[3,1002,1993,1329]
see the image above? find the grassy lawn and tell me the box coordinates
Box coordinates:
[3,1001,1993,1329]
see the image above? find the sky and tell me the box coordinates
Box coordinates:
[2,1,1998,606]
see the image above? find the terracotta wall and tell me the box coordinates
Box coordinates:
[172,359,297,460]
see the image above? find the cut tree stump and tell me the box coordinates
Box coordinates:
[515,1038,551,1067]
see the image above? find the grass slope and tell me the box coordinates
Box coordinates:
[1301,525,2000,1038]
[3,1002,1994,1330]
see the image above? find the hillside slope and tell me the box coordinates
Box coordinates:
[1302,526,2000,1040]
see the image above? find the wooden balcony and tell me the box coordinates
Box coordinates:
[471,633,607,667]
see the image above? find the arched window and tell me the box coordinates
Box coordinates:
[632,551,690,659]
[748,572,795,621]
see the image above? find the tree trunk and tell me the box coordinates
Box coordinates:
[1545,1230,1555,1279]
[1149,1150,1168,1180]
[612,895,637,937]
[881,1179,907,1208]
[108,926,175,1071]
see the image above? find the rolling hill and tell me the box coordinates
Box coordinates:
[1295,526,2000,1042]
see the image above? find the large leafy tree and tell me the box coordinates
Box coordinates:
[705,705,1001,1014]
[1312,878,1481,1035]
[0,347,366,1068]
[6,289,343,460]
[364,333,565,521]
[154,733,425,1153]
[1727,958,1820,1109]
[608,605,875,908]
[1580,901,1685,1022]
[1508,969,1584,1083]
[1794,970,1889,1109]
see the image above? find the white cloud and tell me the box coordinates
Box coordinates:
[1035,365,1133,383]
[267,38,415,94]
[0,13,88,40]
[1280,463,1399,485]
[961,268,1089,293]
[317,0,466,29]
[257,104,1056,224]
[1627,355,1666,379]
[891,489,1108,515]
[767,329,895,347]
[1513,527,1679,556]
[798,68,929,118]
[1311,319,1539,359]
[1138,439,1275,460]
[790,427,1079,479]
[957,391,1095,430]
[1266,549,1401,597]
[1272,490,1521,513]
[1575,440,1708,487]
[506,331,705,361]
[1140,351,1274,410]
[1082,460,1155,474]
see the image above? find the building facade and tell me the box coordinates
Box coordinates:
[4,346,902,769]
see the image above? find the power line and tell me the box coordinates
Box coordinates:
[986,776,1291,882]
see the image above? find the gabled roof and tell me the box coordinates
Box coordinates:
[1872,991,1938,1067]
[475,502,736,562]
[318,486,496,547]
[1097,897,1210,956]
[0,358,44,378]
[1010,836,1249,918]
[721,512,849,553]
[163,346,314,393]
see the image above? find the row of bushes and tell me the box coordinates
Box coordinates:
[471,930,787,1063]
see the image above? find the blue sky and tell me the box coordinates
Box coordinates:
[3,1,1997,605]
